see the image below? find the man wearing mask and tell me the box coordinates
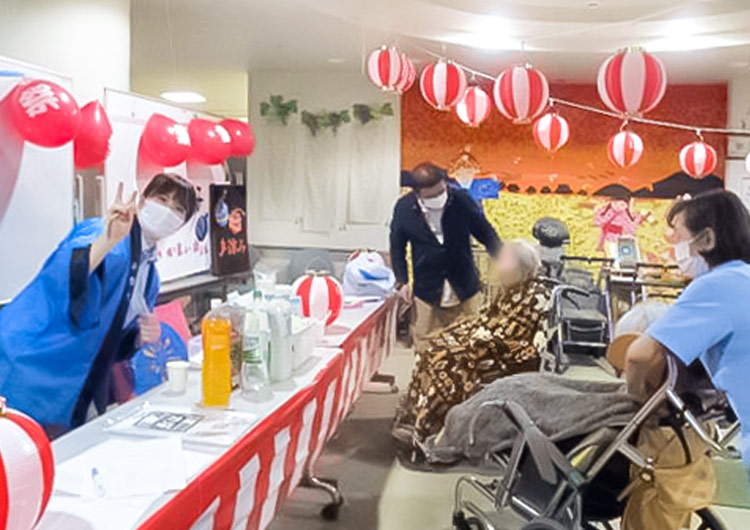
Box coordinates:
[390,162,501,353]
[0,173,198,434]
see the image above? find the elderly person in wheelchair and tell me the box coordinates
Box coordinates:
[431,191,749,530]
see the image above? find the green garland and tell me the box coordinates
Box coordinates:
[352,102,394,125]
[301,109,351,136]
[259,95,298,125]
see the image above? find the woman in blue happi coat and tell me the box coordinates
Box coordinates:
[0,173,198,435]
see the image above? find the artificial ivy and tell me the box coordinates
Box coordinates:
[352,102,394,125]
[301,109,351,136]
[259,94,298,125]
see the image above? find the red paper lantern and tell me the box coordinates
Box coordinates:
[607,131,644,168]
[8,79,80,148]
[533,112,570,153]
[420,60,467,110]
[679,141,717,179]
[597,48,667,117]
[0,399,55,530]
[492,65,549,124]
[293,272,343,326]
[188,118,231,165]
[220,119,255,157]
[366,46,403,91]
[141,113,191,167]
[454,86,491,127]
[395,53,416,94]
[74,101,112,168]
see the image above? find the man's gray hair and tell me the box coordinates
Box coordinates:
[509,239,541,282]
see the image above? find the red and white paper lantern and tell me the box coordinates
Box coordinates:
[419,60,467,110]
[395,53,416,94]
[293,273,344,326]
[454,86,491,127]
[607,131,644,168]
[533,112,570,153]
[745,152,750,175]
[366,46,403,91]
[492,65,549,124]
[597,48,667,117]
[0,400,55,530]
[679,141,717,179]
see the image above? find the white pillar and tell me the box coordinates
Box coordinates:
[0,0,131,102]
[726,78,750,207]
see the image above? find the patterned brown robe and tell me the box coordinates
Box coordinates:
[395,279,550,441]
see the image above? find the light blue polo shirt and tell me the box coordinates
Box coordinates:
[647,260,750,466]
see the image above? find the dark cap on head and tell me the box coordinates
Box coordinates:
[411,163,446,189]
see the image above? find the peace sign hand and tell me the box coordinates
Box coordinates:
[104,182,137,247]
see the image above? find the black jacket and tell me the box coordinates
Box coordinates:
[389,188,501,306]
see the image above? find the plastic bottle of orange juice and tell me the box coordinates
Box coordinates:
[202,317,232,407]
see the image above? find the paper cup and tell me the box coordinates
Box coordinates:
[166,360,190,394]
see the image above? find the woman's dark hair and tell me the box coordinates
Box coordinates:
[411,162,447,189]
[142,173,199,221]
[667,190,750,266]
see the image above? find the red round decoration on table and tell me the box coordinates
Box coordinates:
[395,53,416,94]
[492,65,549,124]
[0,400,55,530]
[8,79,80,148]
[607,131,644,168]
[454,86,491,127]
[597,48,667,117]
[292,273,343,326]
[188,118,231,165]
[141,113,191,167]
[220,119,255,157]
[366,46,403,91]
[73,101,112,168]
[533,112,570,153]
[679,141,717,179]
[419,60,467,111]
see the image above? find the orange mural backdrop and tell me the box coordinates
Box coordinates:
[401,82,727,194]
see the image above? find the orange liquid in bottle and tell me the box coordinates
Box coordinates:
[202,317,232,407]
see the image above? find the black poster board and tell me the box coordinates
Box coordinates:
[209,184,250,276]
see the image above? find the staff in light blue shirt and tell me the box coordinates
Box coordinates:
[626,190,750,466]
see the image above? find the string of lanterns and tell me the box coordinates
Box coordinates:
[366,43,750,180]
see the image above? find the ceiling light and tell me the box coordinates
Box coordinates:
[160,91,206,104]
[452,16,518,50]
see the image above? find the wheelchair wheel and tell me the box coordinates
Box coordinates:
[452,511,486,530]
[694,508,727,530]
[520,518,567,530]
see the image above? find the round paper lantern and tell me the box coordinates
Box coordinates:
[8,79,80,148]
[420,60,467,110]
[74,101,113,168]
[0,398,55,530]
[454,86,491,127]
[597,48,667,117]
[293,272,343,326]
[745,152,750,174]
[188,119,231,165]
[492,65,549,124]
[395,53,416,94]
[141,113,191,167]
[533,112,570,153]
[220,118,255,157]
[607,131,644,168]
[679,141,717,179]
[366,46,403,91]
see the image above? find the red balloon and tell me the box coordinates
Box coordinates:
[74,101,112,168]
[141,113,191,167]
[220,119,255,157]
[188,118,231,165]
[9,79,80,147]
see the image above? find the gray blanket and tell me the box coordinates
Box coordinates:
[425,373,640,466]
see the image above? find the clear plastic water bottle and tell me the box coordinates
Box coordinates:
[241,334,270,400]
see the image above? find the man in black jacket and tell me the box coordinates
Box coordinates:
[390,163,501,353]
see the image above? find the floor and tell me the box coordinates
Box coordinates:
[270,347,750,530]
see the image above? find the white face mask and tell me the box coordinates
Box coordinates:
[138,199,184,243]
[673,237,709,278]
[420,190,448,210]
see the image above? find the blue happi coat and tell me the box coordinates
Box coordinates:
[0,217,159,431]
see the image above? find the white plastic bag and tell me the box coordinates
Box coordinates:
[342,250,395,298]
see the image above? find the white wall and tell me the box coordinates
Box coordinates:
[0,0,130,102]
[247,71,401,251]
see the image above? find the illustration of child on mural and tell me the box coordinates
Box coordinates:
[593,193,652,252]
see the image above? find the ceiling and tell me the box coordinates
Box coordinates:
[131,0,750,115]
